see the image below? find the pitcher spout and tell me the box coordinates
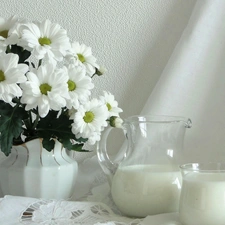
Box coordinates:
[184,118,192,128]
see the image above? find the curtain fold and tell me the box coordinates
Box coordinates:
[141,0,225,162]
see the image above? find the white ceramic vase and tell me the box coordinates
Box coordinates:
[0,139,78,199]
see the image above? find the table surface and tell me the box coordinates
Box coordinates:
[0,195,181,225]
[0,154,182,225]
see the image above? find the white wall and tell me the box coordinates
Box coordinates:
[1,0,197,151]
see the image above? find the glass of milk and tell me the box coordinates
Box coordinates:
[179,162,225,225]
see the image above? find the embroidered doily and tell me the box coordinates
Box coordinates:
[20,199,142,225]
[0,152,180,224]
[0,195,180,225]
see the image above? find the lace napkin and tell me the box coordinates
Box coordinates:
[0,153,181,224]
[0,195,181,225]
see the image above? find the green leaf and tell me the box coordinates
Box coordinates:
[0,101,26,156]
[36,110,90,152]
[42,138,55,152]
[37,110,74,139]
[8,45,31,63]
[0,100,13,116]
[70,143,90,152]
[75,136,88,143]
[61,138,74,150]
[36,111,76,149]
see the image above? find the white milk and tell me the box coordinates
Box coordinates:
[179,173,225,225]
[111,164,182,217]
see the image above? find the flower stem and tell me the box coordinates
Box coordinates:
[32,112,40,129]
[38,59,42,67]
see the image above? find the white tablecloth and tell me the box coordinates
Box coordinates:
[0,195,180,225]
[0,153,181,225]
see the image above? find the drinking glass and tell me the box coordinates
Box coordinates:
[179,162,225,225]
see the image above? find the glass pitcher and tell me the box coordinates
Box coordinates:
[97,115,192,218]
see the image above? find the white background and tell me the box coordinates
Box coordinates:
[1,0,197,151]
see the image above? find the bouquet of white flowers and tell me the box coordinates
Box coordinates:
[0,16,123,156]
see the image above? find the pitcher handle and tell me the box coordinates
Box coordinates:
[97,125,126,185]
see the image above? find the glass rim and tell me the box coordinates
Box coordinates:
[180,162,225,173]
[124,114,192,128]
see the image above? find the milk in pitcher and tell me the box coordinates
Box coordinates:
[111,164,182,217]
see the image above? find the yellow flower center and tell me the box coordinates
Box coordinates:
[0,70,5,82]
[68,80,76,91]
[40,83,52,95]
[83,111,94,123]
[77,53,85,63]
[106,103,112,111]
[39,37,52,46]
[0,30,8,38]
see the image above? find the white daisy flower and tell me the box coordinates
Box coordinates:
[114,117,123,128]
[20,62,69,117]
[68,42,99,76]
[0,16,20,51]
[0,45,5,53]
[99,91,123,117]
[71,98,108,138]
[0,52,28,103]
[96,65,107,76]
[109,116,123,128]
[66,65,94,109]
[20,19,70,62]
[86,131,101,145]
[8,19,30,46]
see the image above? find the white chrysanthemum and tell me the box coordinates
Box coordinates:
[0,16,20,51]
[110,116,123,128]
[0,52,28,103]
[86,131,101,145]
[97,65,107,75]
[99,91,123,117]
[71,98,108,139]
[114,117,123,128]
[68,42,99,76]
[66,65,94,109]
[20,62,69,117]
[20,19,70,62]
[0,45,5,53]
